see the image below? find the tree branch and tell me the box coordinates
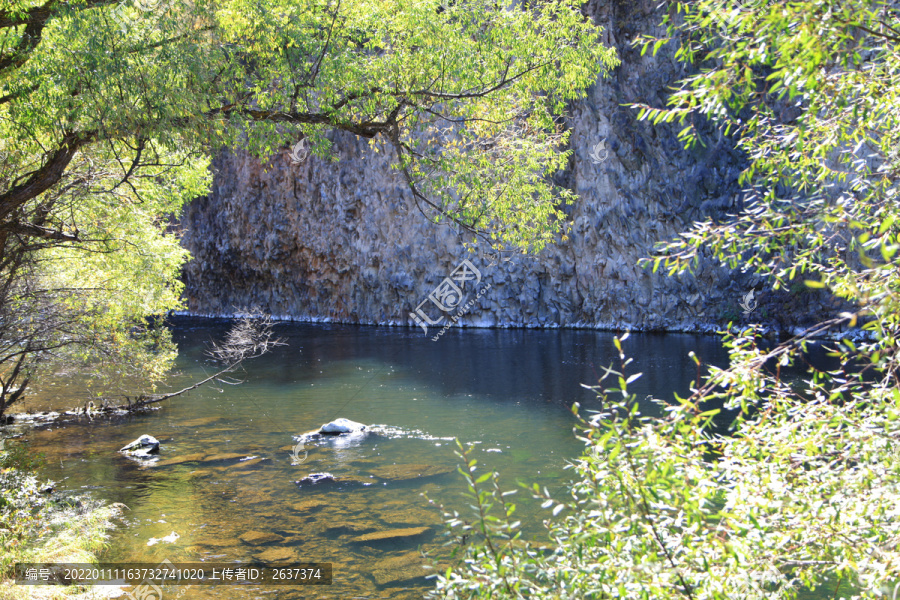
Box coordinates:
[0,130,95,223]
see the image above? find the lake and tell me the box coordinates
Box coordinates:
[20,320,730,599]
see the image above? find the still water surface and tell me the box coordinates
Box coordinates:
[23,321,729,599]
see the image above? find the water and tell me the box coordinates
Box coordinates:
[20,321,729,599]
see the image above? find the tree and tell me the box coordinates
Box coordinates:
[100,313,285,413]
[0,0,617,415]
[431,1,900,598]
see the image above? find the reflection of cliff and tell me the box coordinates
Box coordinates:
[170,321,731,413]
[179,0,836,332]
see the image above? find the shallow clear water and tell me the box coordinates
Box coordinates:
[21,321,729,599]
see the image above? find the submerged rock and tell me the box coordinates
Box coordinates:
[239,530,284,546]
[201,452,249,463]
[256,547,297,562]
[322,521,379,536]
[372,552,432,586]
[149,452,207,467]
[295,472,377,489]
[319,418,366,434]
[291,499,328,513]
[349,526,431,545]
[118,435,160,458]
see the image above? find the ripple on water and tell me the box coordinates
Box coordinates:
[20,323,728,598]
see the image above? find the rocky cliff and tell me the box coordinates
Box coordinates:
[179,0,836,333]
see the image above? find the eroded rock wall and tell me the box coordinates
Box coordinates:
[179,0,833,332]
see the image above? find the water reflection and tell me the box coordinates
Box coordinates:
[19,321,733,599]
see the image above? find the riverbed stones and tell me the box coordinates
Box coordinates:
[201,452,248,463]
[371,552,431,586]
[291,499,328,513]
[349,527,431,545]
[319,418,366,434]
[322,521,379,536]
[239,531,284,546]
[226,457,267,469]
[368,463,454,482]
[118,435,159,458]
[256,547,297,562]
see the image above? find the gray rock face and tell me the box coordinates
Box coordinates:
[119,435,159,458]
[179,0,840,332]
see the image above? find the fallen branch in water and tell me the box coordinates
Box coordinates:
[62,314,285,417]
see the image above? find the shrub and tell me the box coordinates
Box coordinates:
[432,333,900,599]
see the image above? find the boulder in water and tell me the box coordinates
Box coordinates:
[297,472,336,486]
[348,526,431,545]
[319,418,366,434]
[119,435,160,458]
[295,472,378,489]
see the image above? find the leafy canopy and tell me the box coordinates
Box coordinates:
[0,0,616,411]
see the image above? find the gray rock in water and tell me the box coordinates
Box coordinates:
[295,472,378,489]
[119,435,160,458]
[319,418,366,434]
[297,472,336,486]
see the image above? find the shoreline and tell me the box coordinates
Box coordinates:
[170,310,873,341]
[0,444,126,600]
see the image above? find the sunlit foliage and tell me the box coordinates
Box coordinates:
[433,1,900,598]
[0,0,615,412]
